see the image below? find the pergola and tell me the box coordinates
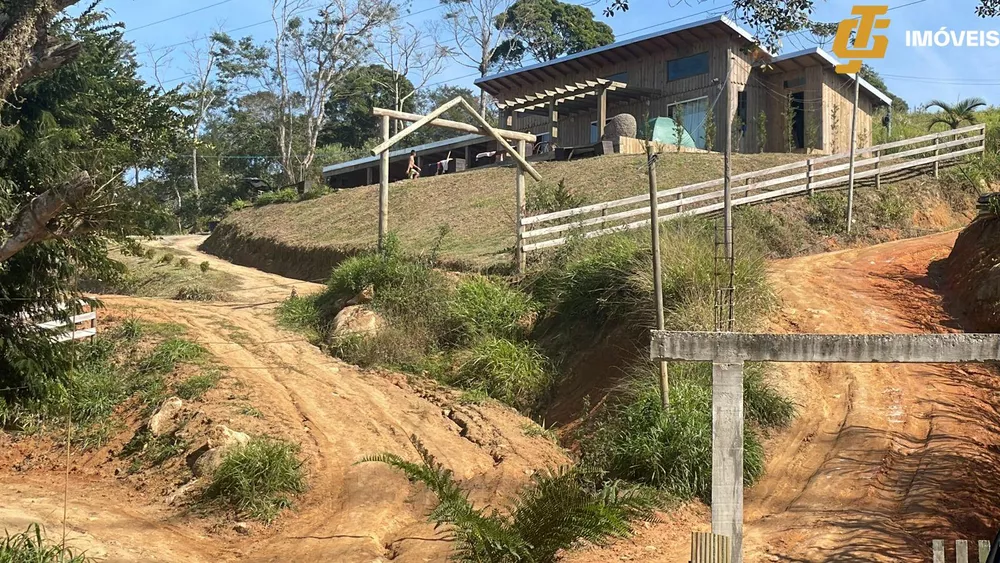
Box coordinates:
[495,77,658,144]
[368,97,540,272]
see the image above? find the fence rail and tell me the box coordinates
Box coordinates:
[519,124,987,253]
[22,301,97,343]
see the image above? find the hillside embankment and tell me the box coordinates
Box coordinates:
[202,152,978,282]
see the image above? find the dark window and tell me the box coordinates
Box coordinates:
[604,71,628,83]
[783,76,806,89]
[667,52,709,81]
[737,90,748,132]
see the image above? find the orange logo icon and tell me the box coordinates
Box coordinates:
[833,5,890,73]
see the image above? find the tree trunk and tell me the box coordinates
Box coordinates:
[0,172,93,263]
[191,144,201,215]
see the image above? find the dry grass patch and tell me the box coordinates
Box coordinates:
[217,152,806,269]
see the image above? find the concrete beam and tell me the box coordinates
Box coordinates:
[713,361,744,563]
[651,332,1000,363]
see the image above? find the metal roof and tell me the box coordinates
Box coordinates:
[475,15,766,95]
[321,134,488,177]
[765,47,893,106]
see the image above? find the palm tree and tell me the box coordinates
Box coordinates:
[925,97,988,130]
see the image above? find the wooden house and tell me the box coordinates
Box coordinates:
[474,15,891,155]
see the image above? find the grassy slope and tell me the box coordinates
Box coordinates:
[215,152,806,267]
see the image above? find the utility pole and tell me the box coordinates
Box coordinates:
[846,76,860,234]
[722,49,734,332]
[646,140,668,410]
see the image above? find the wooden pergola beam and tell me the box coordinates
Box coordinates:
[457,98,542,182]
[371,96,464,155]
[371,107,536,143]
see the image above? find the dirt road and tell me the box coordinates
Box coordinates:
[570,231,1000,562]
[1,235,567,562]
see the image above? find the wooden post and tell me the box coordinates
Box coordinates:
[722,48,734,332]
[515,139,527,274]
[875,149,881,190]
[371,96,465,155]
[646,140,668,411]
[379,114,389,249]
[366,166,373,186]
[934,135,941,178]
[549,99,559,146]
[806,158,814,196]
[597,87,607,141]
[846,77,860,234]
[464,145,472,168]
[956,539,969,563]
[933,540,945,563]
[979,540,991,562]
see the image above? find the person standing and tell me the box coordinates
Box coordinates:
[407,150,420,179]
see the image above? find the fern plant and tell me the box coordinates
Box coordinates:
[362,438,662,562]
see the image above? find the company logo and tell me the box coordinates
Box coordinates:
[833,5,891,74]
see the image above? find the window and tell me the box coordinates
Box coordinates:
[667,52,709,81]
[783,76,806,89]
[665,97,710,149]
[604,71,628,83]
[736,90,748,133]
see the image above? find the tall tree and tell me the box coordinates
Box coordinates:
[215,0,396,184]
[857,64,907,114]
[372,22,449,134]
[1,6,183,394]
[924,98,988,130]
[439,0,513,115]
[180,35,227,214]
[320,64,416,149]
[492,0,614,69]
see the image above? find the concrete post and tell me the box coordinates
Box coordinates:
[806,158,814,197]
[712,361,744,563]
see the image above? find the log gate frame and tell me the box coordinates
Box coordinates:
[650,331,1000,563]
[369,97,541,272]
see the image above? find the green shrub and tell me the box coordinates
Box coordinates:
[446,276,536,343]
[807,192,847,234]
[452,337,551,413]
[254,188,299,207]
[580,362,792,500]
[178,257,190,268]
[526,179,587,215]
[137,338,205,376]
[175,370,221,400]
[0,524,89,562]
[363,439,662,563]
[199,261,211,273]
[158,253,174,265]
[144,248,156,260]
[276,294,321,334]
[205,436,305,522]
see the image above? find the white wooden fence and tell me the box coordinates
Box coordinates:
[933,539,996,562]
[519,124,987,253]
[28,301,97,343]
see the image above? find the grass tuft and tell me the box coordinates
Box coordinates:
[0,524,89,562]
[446,276,536,343]
[579,362,792,500]
[204,436,306,522]
[174,369,221,400]
[452,337,551,413]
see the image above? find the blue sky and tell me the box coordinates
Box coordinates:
[91,0,1000,107]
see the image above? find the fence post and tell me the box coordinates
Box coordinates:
[933,540,945,563]
[979,540,991,562]
[875,149,881,190]
[515,139,527,274]
[957,540,969,563]
[379,115,390,249]
[934,135,941,178]
[807,159,814,196]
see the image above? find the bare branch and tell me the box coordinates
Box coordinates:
[0,172,93,263]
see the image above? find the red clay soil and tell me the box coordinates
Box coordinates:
[942,215,1000,331]
[0,236,568,563]
[567,231,1000,563]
